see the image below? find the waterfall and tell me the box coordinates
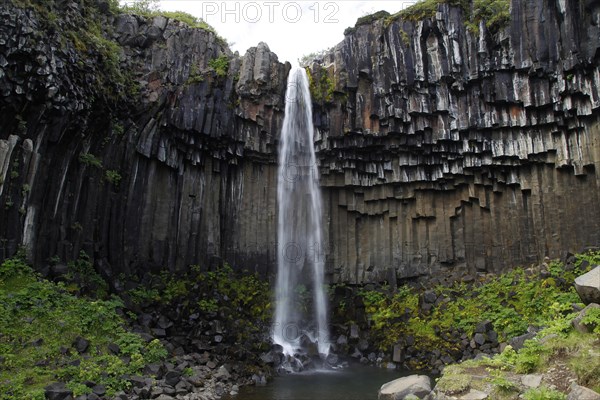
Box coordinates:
[273,67,330,360]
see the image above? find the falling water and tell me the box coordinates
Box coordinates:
[273,67,329,360]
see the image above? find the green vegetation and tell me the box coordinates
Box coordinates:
[0,256,168,399]
[356,10,391,26]
[126,264,271,347]
[65,251,109,299]
[306,66,335,104]
[431,251,600,397]
[105,170,122,186]
[186,64,205,85]
[523,387,567,400]
[359,251,598,366]
[208,55,230,78]
[581,307,600,334]
[378,0,511,33]
[121,0,223,40]
[79,152,103,168]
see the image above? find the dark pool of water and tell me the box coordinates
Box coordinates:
[229,365,414,400]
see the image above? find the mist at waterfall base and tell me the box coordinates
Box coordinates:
[271,67,331,371]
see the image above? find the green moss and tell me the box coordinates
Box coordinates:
[435,370,472,394]
[306,65,335,104]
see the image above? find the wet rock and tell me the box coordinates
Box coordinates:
[378,375,431,400]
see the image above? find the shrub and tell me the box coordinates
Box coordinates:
[79,152,103,168]
[208,55,229,78]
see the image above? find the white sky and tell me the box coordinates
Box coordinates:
[157,0,418,65]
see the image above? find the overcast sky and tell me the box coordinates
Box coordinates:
[157,1,418,65]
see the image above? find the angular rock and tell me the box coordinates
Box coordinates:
[572,303,600,334]
[567,383,600,400]
[378,375,431,400]
[73,337,89,353]
[474,321,493,334]
[44,382,73,400]
[459,389,489,399]
[164,370,181,386]
[521,374,543,388]
[575,266,600,305]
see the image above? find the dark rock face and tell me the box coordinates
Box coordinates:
[0,1,288,278]
[314,0,600,282]
[1,0,600,284]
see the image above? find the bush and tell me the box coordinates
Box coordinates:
[208,55,229,78]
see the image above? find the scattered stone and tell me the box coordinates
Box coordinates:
[73,336,89,353]
[214,365,231,381]
[521,374,543,388]
[44,382,73,400]
[473,333,486,346]
[474,321,493,334]
[378,375,431,400]
[92,385,106,396]
[508,332,536,351]
[108,342,120,354]
[574,266,600,305]
[164,370,182,386]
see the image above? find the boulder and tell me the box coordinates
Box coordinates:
[572,303,600,334]
[521,374,543,388]
[44,382,73,400]
[567,383,600,400]
[378,375,431,400]
[575,266,600,304]
[460,389,488,399]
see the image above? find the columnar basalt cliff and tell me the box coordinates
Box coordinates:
[314,0,600,283]
[0,0,599,285]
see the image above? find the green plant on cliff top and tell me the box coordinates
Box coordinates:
[380,0,510,33]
